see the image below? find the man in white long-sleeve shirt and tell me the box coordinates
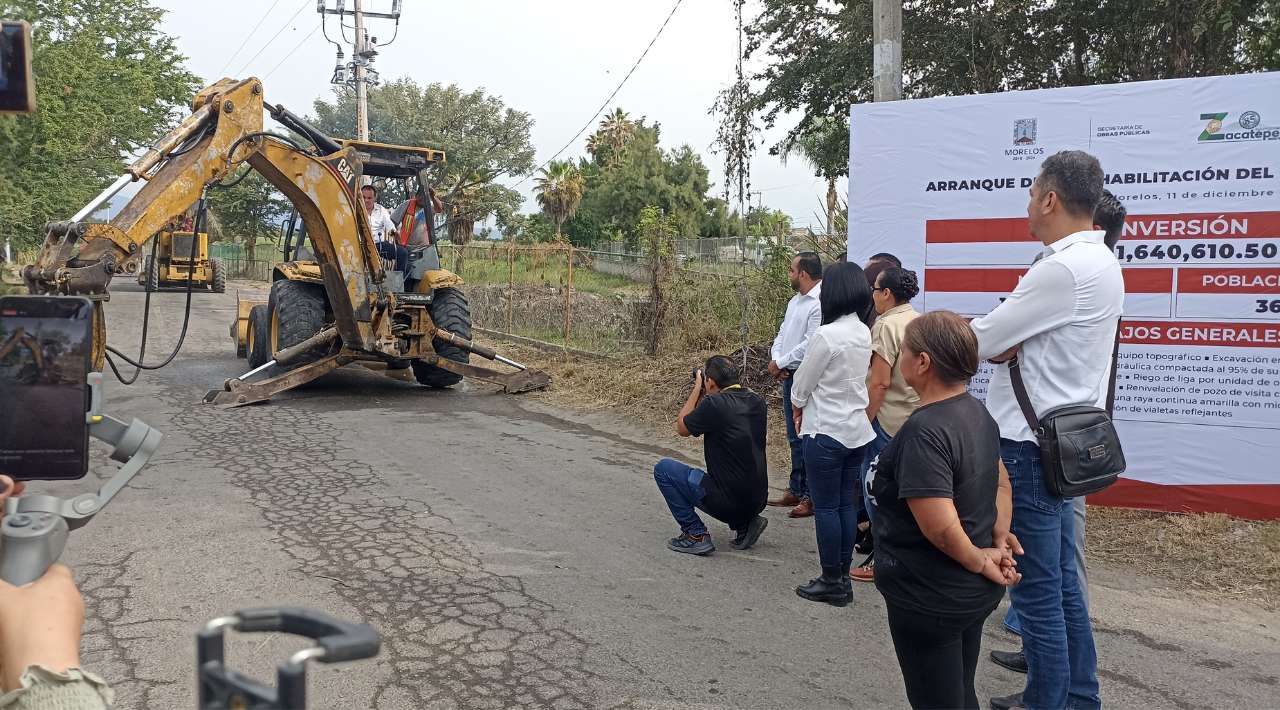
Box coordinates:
[972,151,1121,710]
[766,251,823,518]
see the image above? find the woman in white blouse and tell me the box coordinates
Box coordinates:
[789,261,878,606]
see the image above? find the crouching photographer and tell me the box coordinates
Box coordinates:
[652,356,770,556]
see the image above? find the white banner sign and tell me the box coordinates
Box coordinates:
[848,73,1280,518]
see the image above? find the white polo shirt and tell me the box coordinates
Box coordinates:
[971,230,1124,442]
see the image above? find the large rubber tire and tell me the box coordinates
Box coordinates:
[210,257,226,293]
[247,304,271,368]
[268,279,330,370]
[143,256,159,292]
[412,287,471,388]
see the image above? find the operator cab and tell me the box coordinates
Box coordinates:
[279,138,448,294]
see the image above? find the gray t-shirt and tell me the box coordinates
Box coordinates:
[390,201,431,247]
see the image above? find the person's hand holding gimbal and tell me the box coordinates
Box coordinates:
[0,475,89,694]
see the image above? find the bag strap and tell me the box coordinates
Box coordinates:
[1007,319,1124,430]
[1007,355,1040,435]
[1104,320,1122,415]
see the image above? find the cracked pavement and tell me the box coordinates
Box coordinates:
[32,281,1280,708]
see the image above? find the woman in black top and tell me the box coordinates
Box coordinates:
[867,311,1023,710]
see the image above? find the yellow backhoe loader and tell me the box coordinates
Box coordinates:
[21,76,549,405]
[135,226,225,293]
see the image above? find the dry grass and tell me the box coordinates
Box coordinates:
[487,338,1280,611]
[1087,506,1280,609]
[489,338,795,478]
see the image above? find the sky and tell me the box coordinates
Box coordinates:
[148,0,840,232]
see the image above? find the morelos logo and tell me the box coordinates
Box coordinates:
[1199,111,1278,142]
[1013,118,1037,145]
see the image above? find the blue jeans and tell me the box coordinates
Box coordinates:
[1002,439,1100,710]
[1005,495,1090,635]
[654,458,708,537]
[781,376,808,499]
[857,418,893,524]
[803,434,864,575]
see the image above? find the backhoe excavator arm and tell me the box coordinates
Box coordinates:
[23,77,387,352]
[0,328,45,373]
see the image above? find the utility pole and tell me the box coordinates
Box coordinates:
[872,0,903,102]
[353,0,368,140]
[318,0,403,141]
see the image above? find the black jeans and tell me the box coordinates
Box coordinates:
[885,602,996,710]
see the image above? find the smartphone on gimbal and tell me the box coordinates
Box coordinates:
[0,296,93,481]
[0,20,36,114]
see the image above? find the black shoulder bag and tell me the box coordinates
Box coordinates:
[1008,325,1126,498]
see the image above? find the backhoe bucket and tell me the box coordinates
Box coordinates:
[419,356,551,394]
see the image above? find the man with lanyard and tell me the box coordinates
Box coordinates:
[652,355,770,556]
[766,252,823,518]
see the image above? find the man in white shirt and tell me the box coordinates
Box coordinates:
[991,189,1128,675]
[973,151,1121,710]
[361,184,406,273]
[765,251,823,518]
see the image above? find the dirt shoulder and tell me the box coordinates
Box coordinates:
[483,336,1280,612]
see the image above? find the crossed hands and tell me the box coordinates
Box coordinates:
[978,528,1024,587]
[766,360,790,381]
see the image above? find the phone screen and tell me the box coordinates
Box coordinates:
[0,296,93,481]
[0,21,36,114]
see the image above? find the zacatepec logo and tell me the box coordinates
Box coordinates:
[1199,111,1278,143]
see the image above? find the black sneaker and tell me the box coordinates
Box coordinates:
[668,532,714,556]
[731,515,769,550]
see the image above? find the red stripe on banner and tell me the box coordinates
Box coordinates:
[925,268,1172,293]
[1090,479,1280,520]
[1120,320,1280,347]
[926,211,1280,244]
[926,218,1029,244]
[1177,268,1280,294]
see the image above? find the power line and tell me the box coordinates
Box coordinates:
[262,23,322,81]
[216,0,285,76]
[234,0,312,77]
[511,0,684,188]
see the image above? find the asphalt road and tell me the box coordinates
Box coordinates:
[33,280,1280,708]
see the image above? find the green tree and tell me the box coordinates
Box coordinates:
[590,108,636,167]
[571,118,712,246]
[777,116,846,237]
[533,160,585,242]
[208,172,292,258]
[0,0,200,249]
[745,207,791,240]
[310,78,535,238]
[741,0,1280,170]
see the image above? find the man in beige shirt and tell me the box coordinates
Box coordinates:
[853,265,921,582]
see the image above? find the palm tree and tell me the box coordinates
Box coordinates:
[534,160,586,242]
[779,117,847,239]
[596,108,635,165]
